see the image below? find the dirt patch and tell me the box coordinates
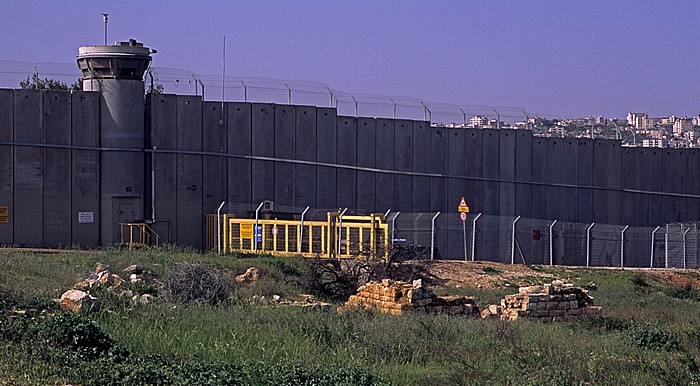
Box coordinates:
[424,261,556,289]
[645,270,700,290]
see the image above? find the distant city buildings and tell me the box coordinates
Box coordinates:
[432,111,700,148]
[627,113,649,130]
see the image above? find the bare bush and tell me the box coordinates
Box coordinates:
[161,262,232,305]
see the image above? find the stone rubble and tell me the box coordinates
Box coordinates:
[340,279,480,317]
[498,280,601,321]
[235,267,259,283]
[60,289,101,313]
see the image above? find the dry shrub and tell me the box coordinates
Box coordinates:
[161,262,232,305]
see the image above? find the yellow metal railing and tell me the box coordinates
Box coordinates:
[119,223,160,250]
[206,211,389,259]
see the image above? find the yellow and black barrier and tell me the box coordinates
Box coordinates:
[205,211,390,259]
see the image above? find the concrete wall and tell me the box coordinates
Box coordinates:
[0,89,101,248]
[3,89,700,258]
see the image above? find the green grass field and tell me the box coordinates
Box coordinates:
[0,248,698,385]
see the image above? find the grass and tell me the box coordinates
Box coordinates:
[0,249,699,384]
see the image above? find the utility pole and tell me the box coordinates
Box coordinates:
[101,13,109,45]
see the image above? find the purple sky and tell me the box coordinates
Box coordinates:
[2,1,699,119]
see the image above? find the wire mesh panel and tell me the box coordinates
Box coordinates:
[665,223,685,268]
[590,224,624,267]
[516,218,554,265]
[556,222,587,266]
[687,223,700,269]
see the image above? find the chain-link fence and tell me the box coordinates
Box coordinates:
[0,60,554,126]
[390,211,700,268]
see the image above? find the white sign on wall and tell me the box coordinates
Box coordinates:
[78,212,94,224]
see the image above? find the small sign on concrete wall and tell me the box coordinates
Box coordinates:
[78,212,94,224]
[0,207,8,224]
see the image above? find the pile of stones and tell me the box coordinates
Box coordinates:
[60,263,159,313]
[497,280,601,321]
[341,279,480,317]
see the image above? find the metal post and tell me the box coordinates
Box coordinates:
[620,225,629,268]
[391,212,400,245]
[493,109,500,129]
[101,13,108,45]
[430,212,440,261]
[337,208,348,261]
[471,213,482,261]
[298,206,310,254]
[650,225,660,268]
[511,216,521,264]
[586,223,595,267]
[285,83,292,104]
[383,209,391,220]
[192,75,199,96]
[326,86,335,108]
[463,219,467,261]
[240,80,247,102]
[351,96,358,117]
[199,79,205,101]
[549,220,557,266]
[254,202,264,252]
[389,97,396,119]
[420,101,431,122]
[683,227,690,269]
[216,201,226,254]
[664,224,669,268]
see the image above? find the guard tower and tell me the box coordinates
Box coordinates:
[77,39,152,245]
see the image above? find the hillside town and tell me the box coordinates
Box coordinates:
[443,112,700,148]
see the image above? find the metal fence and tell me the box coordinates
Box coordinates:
[209,202,700,268]
[0,60,547,125]
[391,212,700,269]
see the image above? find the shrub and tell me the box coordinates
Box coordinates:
[623,324,681,351]
[161,262,232,305]
[38,313,125,360]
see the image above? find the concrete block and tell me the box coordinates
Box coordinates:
[294,105,316,208]
[356,117,376,213]
[0,89,14,245]
[13,89,43,247]
[337,116,357,209]
[274,105,295,207]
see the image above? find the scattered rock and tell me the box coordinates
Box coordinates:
[480,304,502,320]
[129,273,143,284]
[235,267,259,283]
[60,290,101,313]
[95,262,110,274]
[123,264,143,276]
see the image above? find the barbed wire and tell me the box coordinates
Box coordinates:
[0,59,567,124]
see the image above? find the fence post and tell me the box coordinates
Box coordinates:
[586,223,595,267]
[216,201,226,255]
[549,220,557,266]
[430,212,440,261]
[664,224,669,269]
[391,212,400,245]
[683,227,690,270]
[337,208,348,261]
[471,213,482,261]
[254,202,264,252]
[511,216,521,264]
[298,206,310,254]
[650,226,660,268]
[620,225,629,268]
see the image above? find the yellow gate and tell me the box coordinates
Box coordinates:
[206,211,389,259]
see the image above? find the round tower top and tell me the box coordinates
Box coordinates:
[77,39,152,80]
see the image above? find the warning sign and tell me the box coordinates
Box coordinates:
[0,207,8,224]
[457,197,470,213]
[272,225,278,236]
[460,212,467,222]
[78,212,94,224]
[240,224,253,239]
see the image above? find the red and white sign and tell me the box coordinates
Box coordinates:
[460,212,467,222]
[272,225,278,236]
[458,197,470,213]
